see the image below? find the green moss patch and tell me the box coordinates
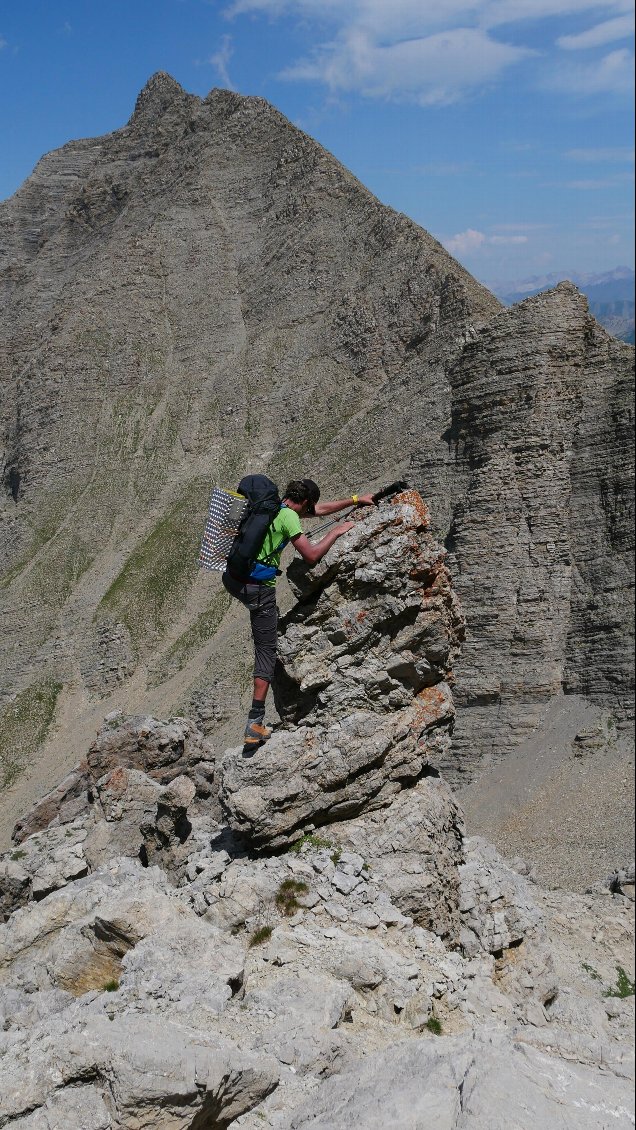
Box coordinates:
[249,926,273,948]
[26,534,93,611]
[96,477,211,651]
[0,678,63,790]
[1,481,88,591]
[147,589,231,686]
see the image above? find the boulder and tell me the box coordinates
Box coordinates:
[0,1012,278,1129]
[85,714,216,792]
[12,714,217,845]
[285,1029,635,1130]
[220,493,465,852]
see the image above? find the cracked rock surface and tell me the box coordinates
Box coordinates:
[0,493,633,1128]
[219,492,465,855]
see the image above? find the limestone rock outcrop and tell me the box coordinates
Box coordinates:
[0,745,633,1128]
[0,558,632,1130]
[12,714,218,845]
[220,491,465,856]
[284,1029,635,1130]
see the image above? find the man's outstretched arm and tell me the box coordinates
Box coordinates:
[314,493,375,517]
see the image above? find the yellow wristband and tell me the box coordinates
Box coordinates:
[352,494,359,505]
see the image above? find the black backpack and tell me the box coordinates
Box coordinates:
[225,475,282,580]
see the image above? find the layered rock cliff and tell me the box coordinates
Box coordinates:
[0,72,633,820]
[418,282,635,775]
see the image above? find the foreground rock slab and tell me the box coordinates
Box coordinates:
[284,1030,635,1130]
[0,1012,278,1129]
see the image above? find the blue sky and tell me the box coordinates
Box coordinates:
[0,0,633,285]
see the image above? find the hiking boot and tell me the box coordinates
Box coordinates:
[243,718,272,749]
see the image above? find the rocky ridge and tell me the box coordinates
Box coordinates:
[0,73,633,831]
[0,499,633,1128]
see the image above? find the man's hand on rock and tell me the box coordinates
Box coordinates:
[355,493,376,507]
[336,521,356,535]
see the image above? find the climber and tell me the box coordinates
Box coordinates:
[222,478,375,750]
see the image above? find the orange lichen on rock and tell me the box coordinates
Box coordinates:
[104,766,129,795]
[411,685,454,730]
[393,489,431,527]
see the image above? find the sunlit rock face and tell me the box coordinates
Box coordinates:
[220,492,466,867]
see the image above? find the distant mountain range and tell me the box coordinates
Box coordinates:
[489,268,635,345]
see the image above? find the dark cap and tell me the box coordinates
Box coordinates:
[284,478,321,515]
[300,478,320,515]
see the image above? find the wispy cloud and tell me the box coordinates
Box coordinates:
[583,211,635,228]
[557,14,634,50]
[481,0,633,28]
[280,27,532,105]
[490,235,529,244]
[545,46,634,95]
[209,34,235,89]
[375,161,475,176]
[549,171,635,188]
[565,146,634,162]
[442,228,529,254]
[491,222,551,231]
[225,0,634,105]
[228,0,634,30]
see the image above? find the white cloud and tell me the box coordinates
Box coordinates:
[281,27,532,104]
[565,146,635,162]
[227,0,634,28]
[413,161,473,175]
[484,0,632,26]
[583,211,635,228]
[225,0,634,104]
[561,174,634,188]
[442,228,528,253]
[546,47,634,94]
[443,229,487,254]
[491,222,551,230]
[557,14,634,49]
[489,234,529,244]
[210,34,235,89]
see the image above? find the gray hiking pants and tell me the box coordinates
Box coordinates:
[222,572,278,683]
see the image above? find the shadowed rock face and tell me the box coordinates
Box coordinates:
[417,283,635,779]
[0,72,633,805]
[219,493,466,871]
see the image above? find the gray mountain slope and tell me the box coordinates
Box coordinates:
[0,73,633,841]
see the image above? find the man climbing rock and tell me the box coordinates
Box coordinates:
[222,478,374,750]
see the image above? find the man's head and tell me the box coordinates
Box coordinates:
[284,478,320,515]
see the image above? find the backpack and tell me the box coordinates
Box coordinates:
[226,474,283,581]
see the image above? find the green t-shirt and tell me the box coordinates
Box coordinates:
[257,505,302,585]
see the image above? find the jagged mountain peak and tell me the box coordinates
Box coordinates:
[129,70,191,125]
